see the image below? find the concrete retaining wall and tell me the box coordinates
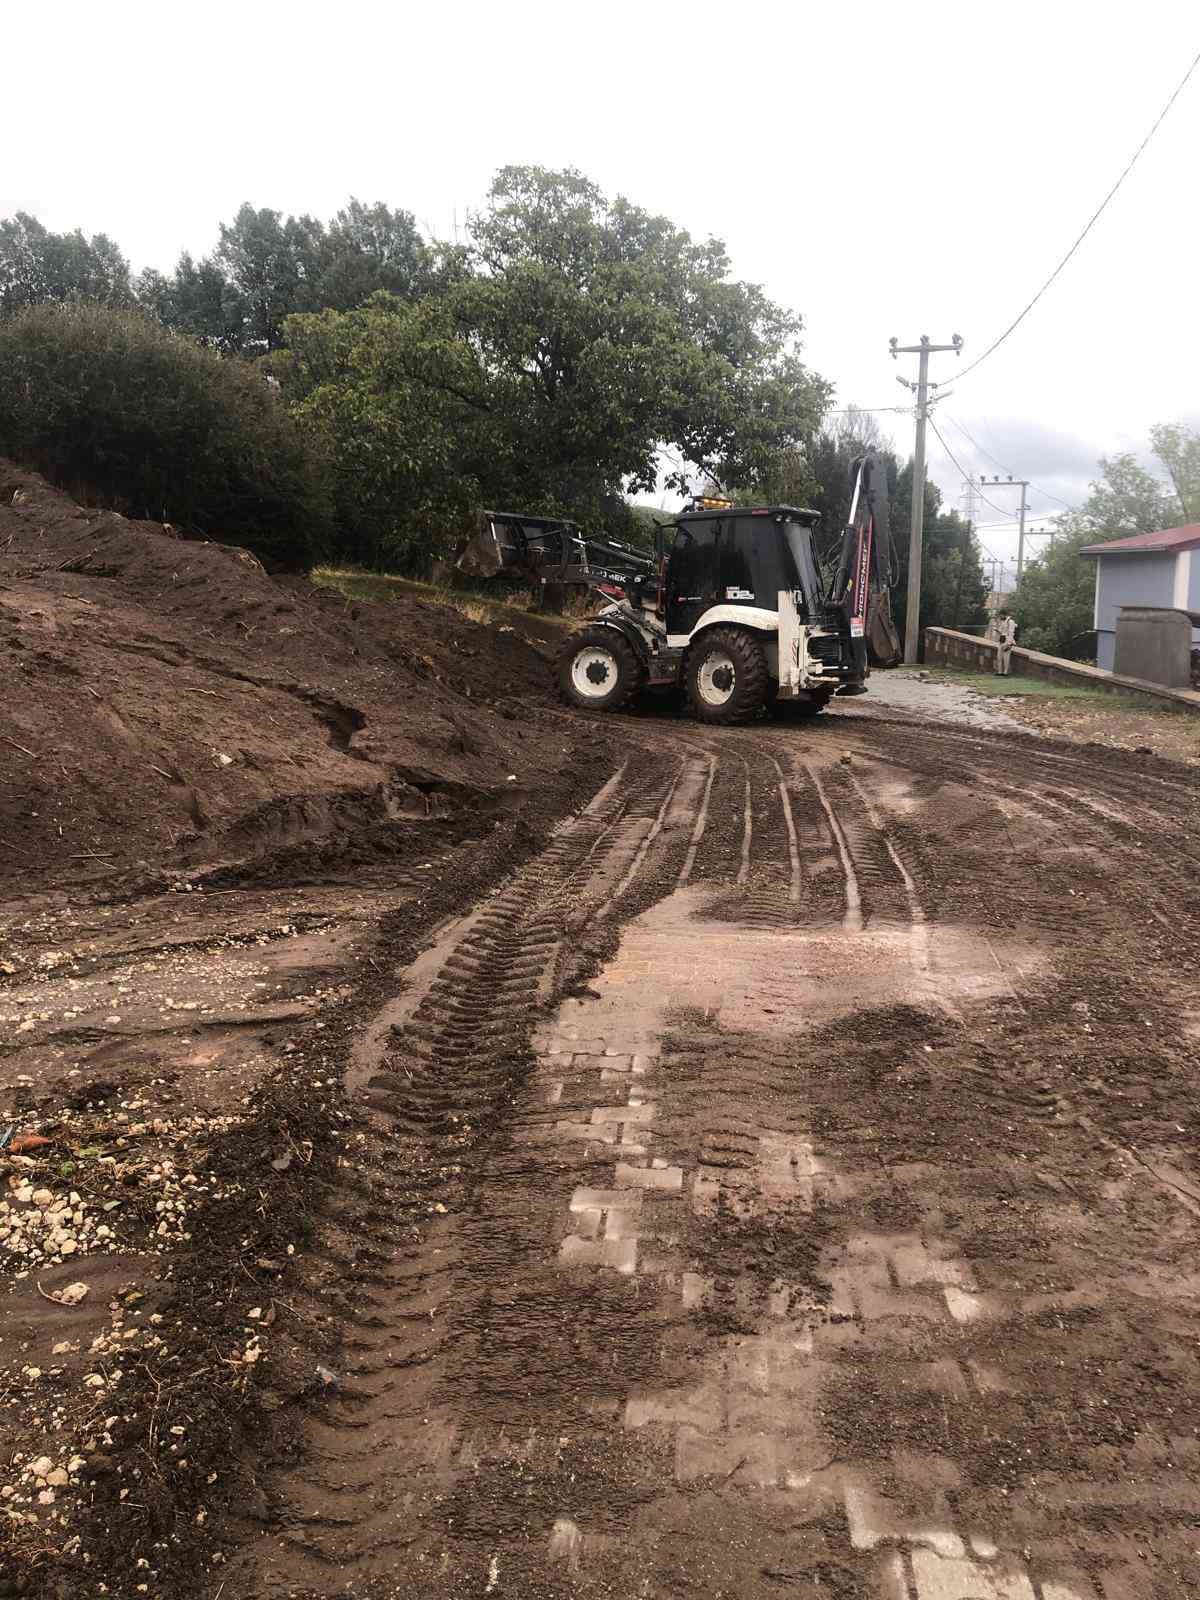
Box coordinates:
[923,627,1200,712]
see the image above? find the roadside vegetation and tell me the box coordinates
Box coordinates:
[4,174,1197,655]
[921,665,1199,763]
[0,171,992,638]
[1012,427,1200,658]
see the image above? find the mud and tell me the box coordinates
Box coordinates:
[197,718,1197,1600]
[0,460,582,891]
[3,500,1200,1600]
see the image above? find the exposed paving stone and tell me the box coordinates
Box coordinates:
[612,1161,683,1191]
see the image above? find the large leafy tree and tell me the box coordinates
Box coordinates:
[276,294,491,569]
[278,165,830,568]
[0,212,132,314]
[1013,430,1197,658]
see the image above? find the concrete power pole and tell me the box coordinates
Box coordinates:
[890,334,963,663]
[981,475,1031,578]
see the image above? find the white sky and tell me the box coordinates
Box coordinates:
[5,1,1199,582]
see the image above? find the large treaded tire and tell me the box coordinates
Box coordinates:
[684,626,770,725]
[557,626,645,713]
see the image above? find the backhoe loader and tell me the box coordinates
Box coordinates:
[452,453,900,725]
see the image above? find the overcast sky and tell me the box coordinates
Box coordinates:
[5,1,1198,580]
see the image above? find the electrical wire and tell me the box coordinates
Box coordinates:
[822,406,912,417]
[928,417,1069,532]
[943,414,1078,510]
[927,418,1019,519]
[952,46,1200,384]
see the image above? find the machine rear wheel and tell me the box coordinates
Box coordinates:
[685,627,770,725]
[557,627,644,713]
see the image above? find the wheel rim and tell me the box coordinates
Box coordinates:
[697,650,736,707]
[570,645,620,699]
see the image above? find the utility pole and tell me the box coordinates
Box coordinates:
[890,334,963,663]
[981,475,1031,578]
[980,476,1056,577]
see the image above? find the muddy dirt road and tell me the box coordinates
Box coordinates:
[186,705,1197,1600]
[2,700,1200,1600]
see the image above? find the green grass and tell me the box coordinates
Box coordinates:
[311,566,578,635]
[920,668,1172,714]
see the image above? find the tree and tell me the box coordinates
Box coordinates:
[141,200,426,354]
[275,295,487,569]
[1012,429,1199,658]
[1006,525,1099,658]
[459,166,830,507]
[0,212,132,314]
[277,165,831,569]
[213,204,323,352]
[136,252,249,353]
[0,303,330,567]
[888,462,988,639]
[306,200,426,314]
[1149,423,1200,522]
[798,413,988,642]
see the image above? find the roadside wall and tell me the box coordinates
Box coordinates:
[923,627,1200,711]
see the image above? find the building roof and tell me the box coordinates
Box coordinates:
[1080,524,1200,557]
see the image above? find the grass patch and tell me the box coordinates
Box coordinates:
[923,668,1163,712]
[311,566,578,635]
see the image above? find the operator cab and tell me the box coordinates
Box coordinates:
[656,505,825,640]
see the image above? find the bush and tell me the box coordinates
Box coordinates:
[0,303,331,567]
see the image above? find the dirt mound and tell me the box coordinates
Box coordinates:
[0,461,592,892]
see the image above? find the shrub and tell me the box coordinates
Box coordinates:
[0,303,331,567]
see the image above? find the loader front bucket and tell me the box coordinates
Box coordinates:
[454,516,510,579]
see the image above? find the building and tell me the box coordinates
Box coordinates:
[1080,524,1200,671]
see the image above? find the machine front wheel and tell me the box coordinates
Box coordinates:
[684,627,770,724]
[557,627,645,713]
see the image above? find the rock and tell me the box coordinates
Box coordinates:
[46,1468,69,1487]
[28,1456,54,1479]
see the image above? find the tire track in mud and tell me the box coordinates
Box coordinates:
[863,718,1200,854]
[231,712,1200,1600]
[236,753,719,1594]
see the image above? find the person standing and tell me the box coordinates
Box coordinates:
[995,612,1017,676]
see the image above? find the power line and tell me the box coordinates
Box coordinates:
[943,414,1077,510]
[822,406,913,417]
[953,46,1200,384]
[926,417,1018,519]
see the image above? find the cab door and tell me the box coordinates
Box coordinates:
[664,517,721,636]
